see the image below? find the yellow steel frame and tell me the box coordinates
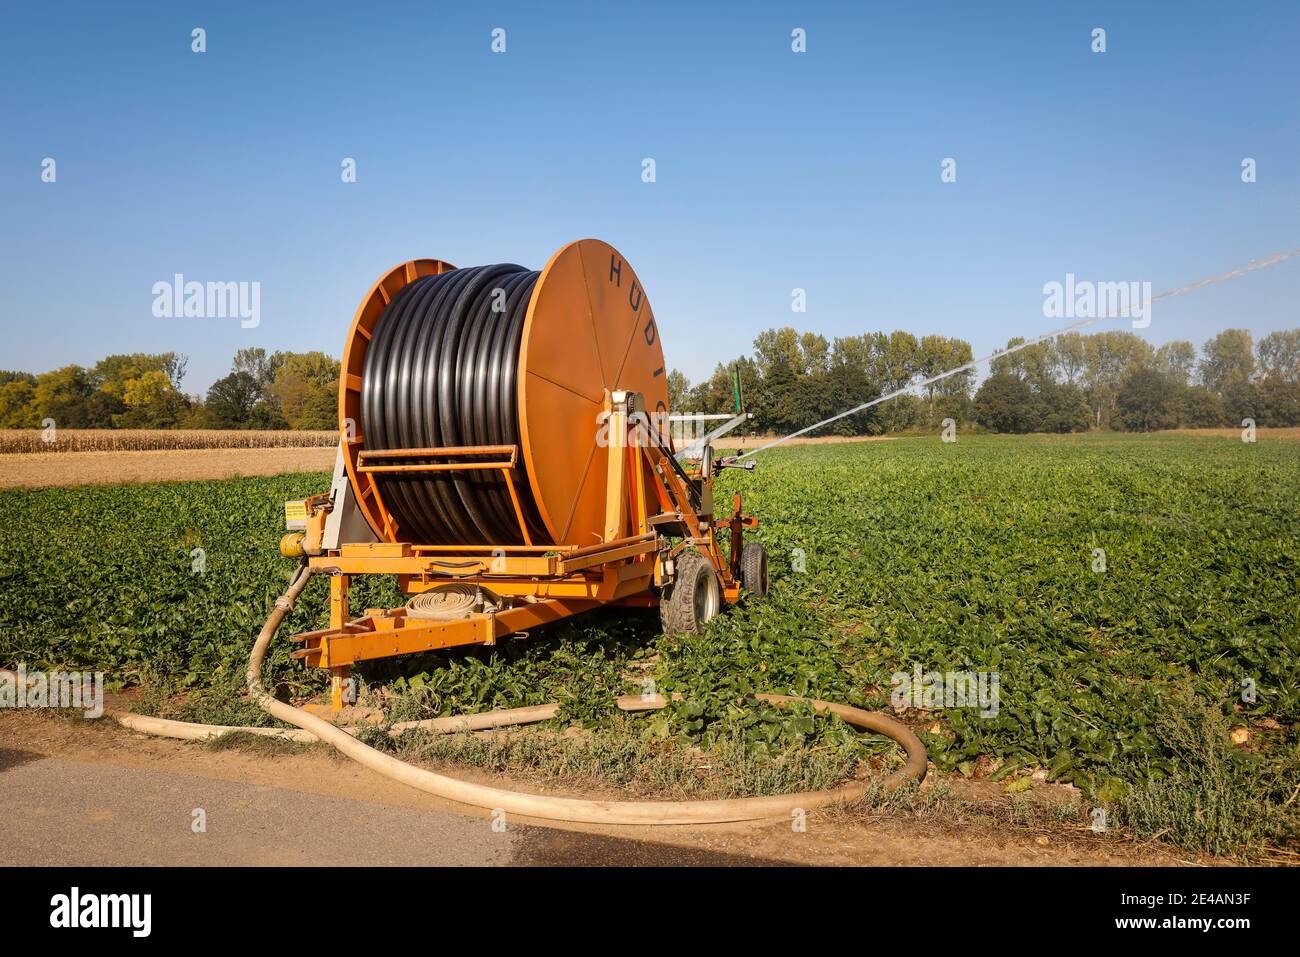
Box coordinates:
[294,392,750,708]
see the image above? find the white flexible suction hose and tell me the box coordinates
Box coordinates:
[8,564,928,826]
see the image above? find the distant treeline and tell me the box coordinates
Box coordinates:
[3,328,1299,435]
[0,349,338,430]
[672,327,1300,434]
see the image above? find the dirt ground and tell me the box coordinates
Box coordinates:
[0,446,338,489]
[0,437,895,489]
[0,709,1216,867]
[724,434,895,448]
[1155,426,1300,440]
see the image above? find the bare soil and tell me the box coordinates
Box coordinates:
[0,446,337,489]
[1155,426,1300,440]
[0,437,896,489]
[723,435,896,449]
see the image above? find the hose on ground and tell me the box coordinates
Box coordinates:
[254,567,927,824]
[61,565,928,826]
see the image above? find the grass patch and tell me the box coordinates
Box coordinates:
[384,718,867,800]
[200,731,317,757]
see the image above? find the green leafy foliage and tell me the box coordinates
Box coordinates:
[722,432,1299,797]
[0,472,398,695]
[1,434,1296,823]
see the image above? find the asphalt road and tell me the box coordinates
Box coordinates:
[0,748,782,867]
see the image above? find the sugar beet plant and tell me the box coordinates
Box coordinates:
[0,472,398,714]
[1,434,1297,850]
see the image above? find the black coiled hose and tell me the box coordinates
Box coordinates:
[360,264,549,545]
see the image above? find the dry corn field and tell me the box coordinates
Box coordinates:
[0,429,337,454]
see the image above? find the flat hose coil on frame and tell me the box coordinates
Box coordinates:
[405,583,483,620]
[359,264,548,545]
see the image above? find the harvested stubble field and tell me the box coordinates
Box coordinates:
[0,430,895,489]
[0,446,338,489]
[0,429,339,489]
[0,428,337,454]
[1,432,1296,858]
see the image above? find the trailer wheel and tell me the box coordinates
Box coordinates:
[740,542,770,597]
[660,550,721,635]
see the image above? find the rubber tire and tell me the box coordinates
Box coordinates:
[740,542,769,597]
[660,550,721,635]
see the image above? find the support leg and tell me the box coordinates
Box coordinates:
[329,574,350,713]
[730,493,744,579]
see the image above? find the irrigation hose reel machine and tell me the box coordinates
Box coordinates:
[281,239,768,709]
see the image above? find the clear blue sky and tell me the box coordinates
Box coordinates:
[2,0,1297,394]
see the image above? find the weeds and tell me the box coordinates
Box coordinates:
[1115,694,1300,858]
[391,718,862,800]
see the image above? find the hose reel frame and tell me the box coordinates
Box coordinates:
[339,239,671,549]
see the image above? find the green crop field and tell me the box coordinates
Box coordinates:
[2,433,1297,856]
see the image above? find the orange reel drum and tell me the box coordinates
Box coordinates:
[339,240,670,547]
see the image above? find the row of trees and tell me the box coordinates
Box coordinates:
[675,329,976,436]
[972,328,1300,432]
[3,328,1297,435]
[674,327,1300,434]
[0,348,340,430]
[207,349,340,429]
